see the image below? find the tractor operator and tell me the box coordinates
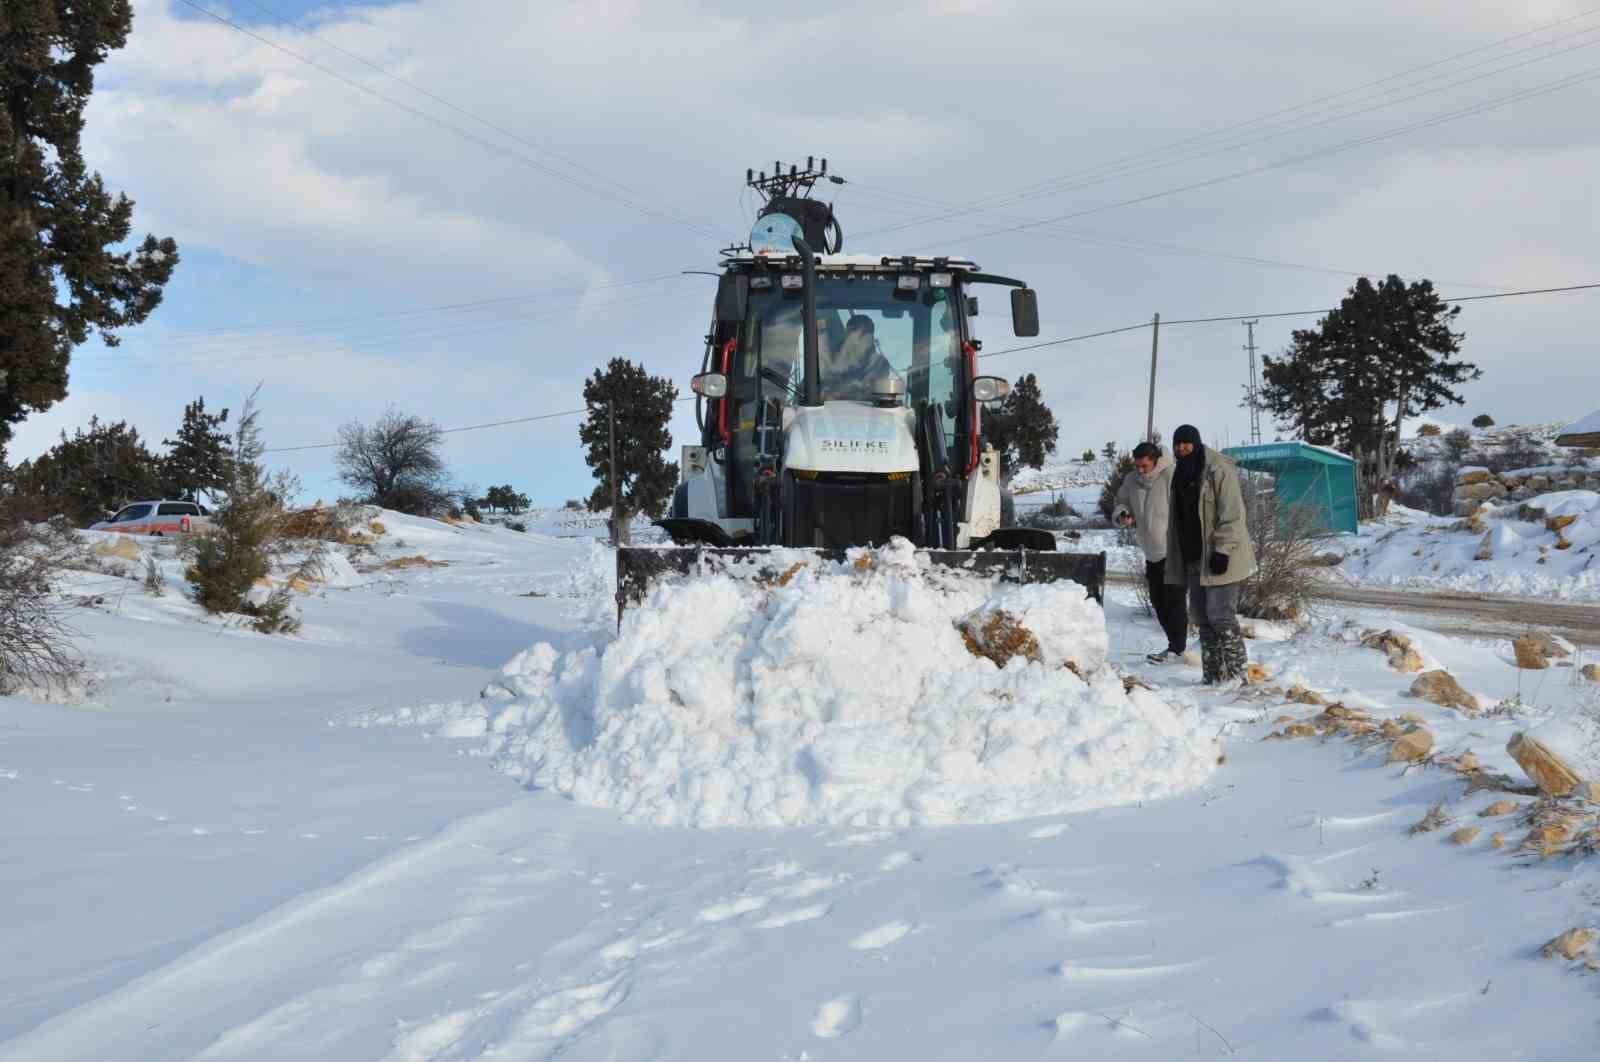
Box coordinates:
[828,314,901,402]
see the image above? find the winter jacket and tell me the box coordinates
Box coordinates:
[1164,448,1258,587]
[1111,454,1173,563]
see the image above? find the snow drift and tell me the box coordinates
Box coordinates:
[482,540,1217,828]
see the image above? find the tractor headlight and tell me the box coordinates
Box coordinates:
[780,274,803,291]
[897,274,920,291]
[929,272,953,289]
[750,275,773,291]
[971,376,1010,403]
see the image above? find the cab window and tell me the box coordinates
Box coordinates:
[157,503,198,516]
[116,504,154,522]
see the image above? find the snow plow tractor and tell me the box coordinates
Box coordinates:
[617,160,1105,613]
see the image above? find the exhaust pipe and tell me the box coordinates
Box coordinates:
[792,234,823,407]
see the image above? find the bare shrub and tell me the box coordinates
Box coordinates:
[1236,476,1321,621]
[142,552,164,596]
[1019,493,1078,530]
[335,409,451,515]
[0,512,82,693]
[1395,466,1455,516]
[1496,432,1548,472]
[1416,423,1442,437]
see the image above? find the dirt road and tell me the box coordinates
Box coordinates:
[1107,572,1600,644]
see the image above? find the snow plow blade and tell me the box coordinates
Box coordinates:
[616,545,1106,623]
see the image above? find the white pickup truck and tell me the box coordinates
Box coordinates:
[89,500,212,536]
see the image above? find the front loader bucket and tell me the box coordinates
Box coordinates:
[615,545,1106,626]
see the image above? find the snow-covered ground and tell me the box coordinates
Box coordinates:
[4,514,1600,1060]
[1332,493,1600,601]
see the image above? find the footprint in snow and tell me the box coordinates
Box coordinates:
[826,830,895,847]
[850,920,915,950]
[1028,822,1070,839]
[696,895,769,923]
[879,850,918,871]
[769,874,844,901]
[811,994,862,1038]
[756,904,831,929]
[1055,957,1199,981]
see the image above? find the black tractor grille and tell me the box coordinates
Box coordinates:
[786,474,916,549]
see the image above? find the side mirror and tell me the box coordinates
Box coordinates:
[1010,287,1039,337]
[971,376,1011,404]
[965,296,979,317]
[691,372,728,398]
[715,273,749,324]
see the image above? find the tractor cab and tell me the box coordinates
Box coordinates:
[626,159,1103,615]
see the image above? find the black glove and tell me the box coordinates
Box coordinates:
[1209,551,1230,576]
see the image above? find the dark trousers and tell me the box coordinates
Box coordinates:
[1145,559,1188,654]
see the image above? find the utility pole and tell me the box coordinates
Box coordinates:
[1144,313,1160,444]
[608,398,621,546]
[1242,318,1262,445]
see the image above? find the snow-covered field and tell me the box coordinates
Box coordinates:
[1333,493,1600,601]
[5,513,1600,1060]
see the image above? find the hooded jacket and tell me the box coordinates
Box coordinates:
[1163,447,1258,588]
[1111,454,1173,563]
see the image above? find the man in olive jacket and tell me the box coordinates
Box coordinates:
[1112,441,1186,664]
[1163,424,1257,683]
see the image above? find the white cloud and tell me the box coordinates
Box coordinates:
[21,0,1597,502]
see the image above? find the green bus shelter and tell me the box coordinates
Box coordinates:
[1221,441,1359,536]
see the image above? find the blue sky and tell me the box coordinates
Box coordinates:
[19,0,1600,507]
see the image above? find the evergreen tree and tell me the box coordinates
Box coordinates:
[1472,413,1495,429]
[1098,452,1136,520]
[1,2,178,448]
[579,359,677,545]
[10,417,161,523]
[1101,441,1118,461]
[190,391,299,633]
[984,373,1059,480]
[1260,275,1477,516]
[161,397,231,501]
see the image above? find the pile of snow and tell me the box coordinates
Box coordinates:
[1335,490,1600,600]
[1010,456,1117,494]
[482,540,1216,828]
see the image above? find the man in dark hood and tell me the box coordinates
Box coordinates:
[1164,424,1258,684]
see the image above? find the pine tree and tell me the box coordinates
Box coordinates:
[578,359,678,545]
[1,2,179,449]
[190,391,299,633]
[984,373,1059,480]
[162,397,231,502]
[1098,452,1136,519]
[10,417,162,523]
[1472,413,1495,429]
[1260,275,1477,517]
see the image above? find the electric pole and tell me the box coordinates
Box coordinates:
[1145,313,1160,444]
[1242,318,1261,445]
[608,399,621,546]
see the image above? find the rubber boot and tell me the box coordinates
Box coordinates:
[1199,634,1221,685]
[1218,631,1249,683]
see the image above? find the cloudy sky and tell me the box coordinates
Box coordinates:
[20,0,1600,504]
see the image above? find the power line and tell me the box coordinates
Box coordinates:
[231,0,714,234]
[261,280,1600,454]
[853,8,1600,239]
[77,286,696,371]
[930,59,1600,249]
[134,272,690,347]
[172,0,722,237]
